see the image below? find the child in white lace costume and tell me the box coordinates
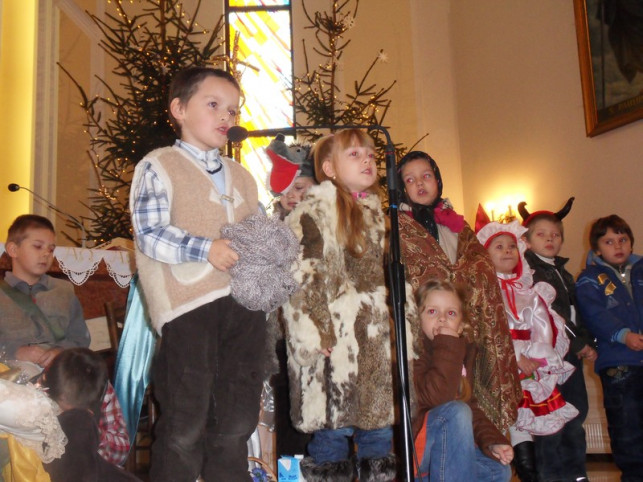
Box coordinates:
[477,222,578,441]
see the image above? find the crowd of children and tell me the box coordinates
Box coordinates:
[2,66,640,482]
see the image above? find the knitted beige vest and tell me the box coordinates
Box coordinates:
[133,147,258,332]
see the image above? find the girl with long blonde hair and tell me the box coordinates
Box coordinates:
[282,129,398,481]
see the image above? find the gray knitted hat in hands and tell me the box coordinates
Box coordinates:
[220,213,300,312]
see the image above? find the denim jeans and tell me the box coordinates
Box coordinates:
[534,352,589,481]
[599,365,643,482]
[150,296,266,482]
[307,426,393,463]
[414,401,511,482]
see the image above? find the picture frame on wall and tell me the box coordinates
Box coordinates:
[573,0,643,137]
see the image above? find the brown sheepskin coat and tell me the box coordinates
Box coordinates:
[282,181,404,433]
[399,210,522,433]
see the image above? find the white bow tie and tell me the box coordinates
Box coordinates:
[175,141,223,174]
[200,149,223,174]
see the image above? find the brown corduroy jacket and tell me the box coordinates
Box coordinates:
[413,334,510,461]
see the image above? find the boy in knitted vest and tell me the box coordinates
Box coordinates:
[130,67,264,482]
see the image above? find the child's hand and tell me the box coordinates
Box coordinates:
[489,444,513,465]
[15,345,47,364]
[15,345,62,368]
[434,324,462,338]
[624,332,643,351]
[577,344,598,361]
[516,355,540,376]
[208,239,239,271]
[319,347,333,357]
[37,348,63,368]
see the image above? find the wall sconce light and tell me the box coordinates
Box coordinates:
[484,197,524,224]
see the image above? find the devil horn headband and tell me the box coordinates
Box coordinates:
[518,197,576,226]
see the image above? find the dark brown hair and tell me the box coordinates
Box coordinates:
[6,214,55,245]
[168,67,240,135]
[589,214,634,251]
[44,348,107,412]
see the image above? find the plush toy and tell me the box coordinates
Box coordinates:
[265,134,314,195]
[220,213,300,313]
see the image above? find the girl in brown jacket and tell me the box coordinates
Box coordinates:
[413,280,513,482]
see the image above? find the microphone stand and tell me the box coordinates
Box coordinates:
[245,124,415,480]
[371,125,414,481]
[8,184,87,248]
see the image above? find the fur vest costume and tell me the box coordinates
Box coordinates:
[282,181,395,432]
[399,212,522,434]
[132,146,258,332]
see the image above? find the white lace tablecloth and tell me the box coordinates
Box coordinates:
[0,243,134,288]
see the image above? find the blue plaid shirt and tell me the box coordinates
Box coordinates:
[131,142,226,264]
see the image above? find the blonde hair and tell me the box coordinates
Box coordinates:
[414,279,473,401]
[313,129,379,258]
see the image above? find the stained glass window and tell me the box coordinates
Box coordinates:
[226,1,293,207]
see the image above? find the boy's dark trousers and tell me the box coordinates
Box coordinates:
[599,365,643,482]
[534,352,589,481]
[150,295,266,482]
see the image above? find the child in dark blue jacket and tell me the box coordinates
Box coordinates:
[576,215,643,481]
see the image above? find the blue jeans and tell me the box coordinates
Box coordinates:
[599,365,643,482]
[414,401,511,482]
[307,426,393,463]
[534,352,589,481]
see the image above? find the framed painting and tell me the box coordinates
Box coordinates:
[573,0,643,137]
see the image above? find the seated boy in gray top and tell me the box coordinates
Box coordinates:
[1,214,90,368]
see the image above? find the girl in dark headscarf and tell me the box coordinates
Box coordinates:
[397,151,522,437]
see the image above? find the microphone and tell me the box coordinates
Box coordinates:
[7,183,87,248]
[227,125,249,142]
[244,124,351,138]
[243,124,401,193]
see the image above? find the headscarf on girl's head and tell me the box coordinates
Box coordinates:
[397,151,444,204]
[397,151,463,240]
